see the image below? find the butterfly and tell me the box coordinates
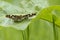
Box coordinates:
[6,13,36,22]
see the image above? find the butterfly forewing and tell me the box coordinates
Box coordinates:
[6,13,36,22]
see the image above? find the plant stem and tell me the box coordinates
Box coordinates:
[27,26,29,40]
[22,30,26,40]
[22,27,29,40]
[52,15,58,40]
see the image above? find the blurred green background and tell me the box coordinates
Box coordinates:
[0,0,60,40]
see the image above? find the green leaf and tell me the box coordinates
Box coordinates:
[29,5,60,40]
[0,1,32,30]
[35,5,60,27]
